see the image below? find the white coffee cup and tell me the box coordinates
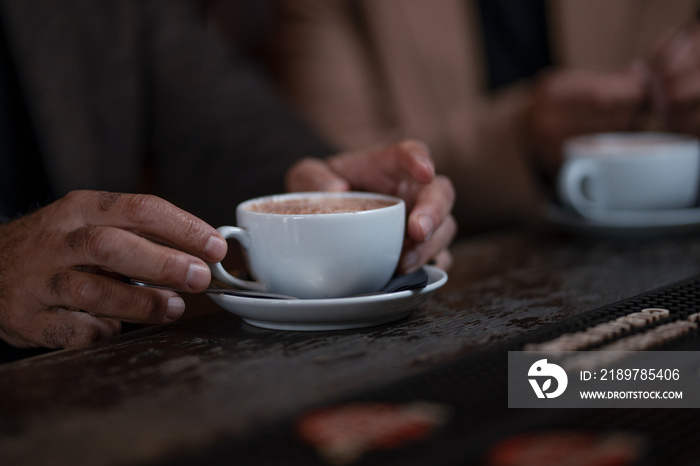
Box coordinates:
[210,191,405,299]
[557,132,700,218]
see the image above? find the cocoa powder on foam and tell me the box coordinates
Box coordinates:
[248,197,395,215]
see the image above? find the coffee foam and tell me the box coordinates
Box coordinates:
[247,197,396,215]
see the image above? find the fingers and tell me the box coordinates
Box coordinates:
[378,140,435,184]
[327,140,435,193]
[541,67,648,109]
[64,224,212,292]
[1,264,185,349]
[66,191,227,264]
[285,157,351,192]
[287,141,435,195]
[405,175,455,243]
[653,58,700,133]
[1,308,122,349]
[331,146,453,273]
[400,214,457,274]
[566,67,649,125]
[57,191,228,294]
[40,311,122,349]
[300,142,452,274]
[0,190,225,350]
[649,26,699,77]
[647,24,700,134]
[530,67,650,168]
[43,270,185,324]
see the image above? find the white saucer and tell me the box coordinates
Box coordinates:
[545,203,700,237]
[208,265,447,331]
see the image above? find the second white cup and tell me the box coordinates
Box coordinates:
[557,132,700,218]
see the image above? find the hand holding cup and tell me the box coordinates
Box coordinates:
[285,140,457,274]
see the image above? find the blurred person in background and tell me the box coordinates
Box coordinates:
[205,0,700,234]
[0,0,455,351]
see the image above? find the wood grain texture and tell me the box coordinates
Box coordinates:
[2,227,700,465]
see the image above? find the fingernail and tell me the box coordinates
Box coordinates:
[186,262,210,290]
[418,214,434,241]
[205,235,227,261]
[402,251,419,273]
[165,296,186,322]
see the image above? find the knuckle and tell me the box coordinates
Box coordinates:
[83,227,116,263]
[65,324,101,348]
[62,190,90,205]
[47,272,70,297]
[66,224,97,250]
[41,322,68,347]
[42,320,99,348]
[69,278,99,309]
[97,192,122,212]
[58,190,90,219]
[68,277,118,315]
[121,194,161,225]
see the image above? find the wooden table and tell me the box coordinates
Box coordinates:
[2,226,700,465]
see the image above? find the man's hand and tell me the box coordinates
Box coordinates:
[528,65,649,174]
[285,140,457,273]
[648,22,700,136]
[0,191,227,349]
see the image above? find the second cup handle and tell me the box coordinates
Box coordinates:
[209,225,268,292]
[558,158,601,213]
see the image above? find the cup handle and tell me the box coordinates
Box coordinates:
[209,226,268,292]
[558,158,601,213]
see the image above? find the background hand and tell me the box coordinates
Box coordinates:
[0,191,226,348]
[648,22,700,136]
[285,140,457,273]
[528,64,649,174]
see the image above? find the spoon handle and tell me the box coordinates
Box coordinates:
[129,280,296,300]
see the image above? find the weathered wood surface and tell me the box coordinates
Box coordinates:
[2,227,700,465]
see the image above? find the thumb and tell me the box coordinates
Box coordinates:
[285,157,351,192]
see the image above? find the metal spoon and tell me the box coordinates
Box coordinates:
[130,280,297,300]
